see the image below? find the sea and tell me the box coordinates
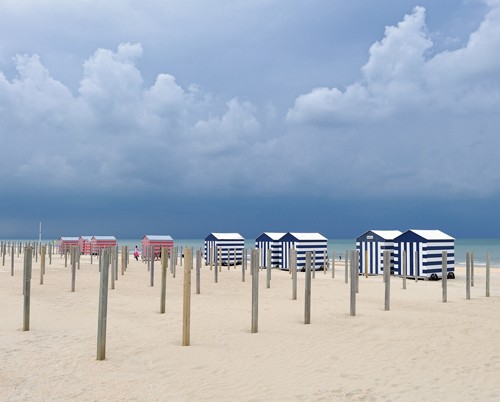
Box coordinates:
[9,238,498,266]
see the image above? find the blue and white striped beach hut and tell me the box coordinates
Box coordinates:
[280,232,328,271]
[204,233,245,266]
[255,232,286,268]
[356,230,402,275]
[394,230,455,279]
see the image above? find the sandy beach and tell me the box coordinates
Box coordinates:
[1,252,499,401]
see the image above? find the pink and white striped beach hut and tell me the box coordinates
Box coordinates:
[78,236,93,255]
[90,236,117,254]
[142,235,174,260]
[58,237,79,253]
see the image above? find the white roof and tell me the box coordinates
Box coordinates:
[92,236,117,240]
[409,230,454,241]
[289,232,327,241]
[211,233,244,240]
[144,235,173,241]
[79,236,93,241]
[262,232,287,241]
[371,230,403,240]
[60,236,79,241]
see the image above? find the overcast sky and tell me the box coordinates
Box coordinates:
[1,0,499,239]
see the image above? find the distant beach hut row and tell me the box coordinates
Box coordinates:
[356,229,455,280]
[203,232,328,270]
[58,236,117,255]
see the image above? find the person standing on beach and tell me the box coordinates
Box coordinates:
[134,246,140,261]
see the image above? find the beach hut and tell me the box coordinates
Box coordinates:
[141,235,174,260]
[356,230,402,275]
[58,237,79,253]
[394,230,455,280]
[280,232,328,271]
[78,236,93,255]
[204,233,245,266]
[90,236,117,255]
[255,232,286,268]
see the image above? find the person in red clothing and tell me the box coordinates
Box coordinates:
[134,246,140,261]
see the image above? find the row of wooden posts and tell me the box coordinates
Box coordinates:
[12,244,493,361]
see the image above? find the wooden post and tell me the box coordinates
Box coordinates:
[150,246,155,287]
[97,250,110,360]
[49,243,52,265]
[442,251,447,303]
[242,248,246,282]
[312,250,316,279]
[110,247,116,290]
[355,250,359,294]
[384,251,390,311]
[71,246,76,292]
[214,247,219,283]
[218,247,222,273]
[160,247,167,314]
[209,246,213,271]
[349,250,356,316]
[121,246,125,276]
[466,252,471,300]
[323,250,327,274]
[40,246,45,285]
[365,248,369,278]
[292,249,297,300]
[251,249,259,333]
[402,250,407,290]
[414,250,419,282]
[64,249,68,267]
[23,247,33,331]
[344,249,348,284]
[182,248,192,346]
[331,250,335,278]
[11,244,15,276]
[266,248,271,289]
[471,252,475,287]
[196,249,201,295]
[304,252,312,324]
[486,253,490,297]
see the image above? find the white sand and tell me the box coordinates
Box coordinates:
[1,253,499,401]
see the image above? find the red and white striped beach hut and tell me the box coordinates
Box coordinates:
[78,236,93,255]
[142,235,174,260]
[58,237,79,253]
[90,236,117,254]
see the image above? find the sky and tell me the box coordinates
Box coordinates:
[1,0,499,239]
